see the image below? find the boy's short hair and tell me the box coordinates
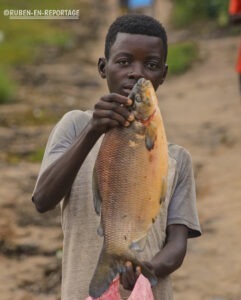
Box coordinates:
[105,14,168,62]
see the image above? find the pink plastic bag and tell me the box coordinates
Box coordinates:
[86,277,121,300]
[128,274,154,300]
[86,274,154,300]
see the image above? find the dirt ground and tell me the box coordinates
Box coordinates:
[0,1,241,299]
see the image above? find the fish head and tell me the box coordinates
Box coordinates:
[129,78,158,123]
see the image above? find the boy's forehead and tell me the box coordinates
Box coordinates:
[109,32,164,57]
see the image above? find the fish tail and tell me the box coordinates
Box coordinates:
[89,249,121,298]
[89,250,158,298]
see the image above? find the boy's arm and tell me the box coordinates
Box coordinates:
[121,224,188,290]
[32,94,133,213]
[149,224,188,277]
[32,122,101,213]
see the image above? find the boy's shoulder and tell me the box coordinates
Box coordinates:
[49,110,93,140]
[62,109,93,121]
[168,143,193,171]
[59,109,93,128]
[168,143,191,159]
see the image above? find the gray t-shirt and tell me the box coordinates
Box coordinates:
[35,110,201,300]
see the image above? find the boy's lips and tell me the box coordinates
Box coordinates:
[123,88,132,95]
[122,83,135,95]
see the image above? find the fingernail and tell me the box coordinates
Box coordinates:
[125,261,132,268]
[128,114,134,121]
[127,99,132,105]
[124,121,130,127]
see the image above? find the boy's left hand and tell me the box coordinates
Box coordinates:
[120,261,142,290]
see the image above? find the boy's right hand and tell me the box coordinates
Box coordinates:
[90,93,134,134]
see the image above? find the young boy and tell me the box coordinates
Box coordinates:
[32,14,201,300]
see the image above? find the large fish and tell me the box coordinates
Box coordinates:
[89,78,168,298]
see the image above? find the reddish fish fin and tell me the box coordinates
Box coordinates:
[89,249,120,298]
[145,122,157,151]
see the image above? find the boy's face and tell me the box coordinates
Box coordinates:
[98,32,167,96]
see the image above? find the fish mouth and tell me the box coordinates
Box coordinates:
[123,78,150,97]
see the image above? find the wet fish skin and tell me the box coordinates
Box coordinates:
[89,78,168,298]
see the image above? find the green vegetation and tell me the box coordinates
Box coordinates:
[5,153,22,165]
[167,42,199,75]
[0,108,60,127]
[0,69,16,104]
[171,0,229,28]
[0,24,71,66]
[0,0,79,66]
[27,147,45,162]
[168,1,232,75]
[6,147,45,164]
[0,0,82,104]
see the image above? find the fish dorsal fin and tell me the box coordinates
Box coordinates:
[129,234,147,252]
[97,223,104,237]
[145,122,157,151]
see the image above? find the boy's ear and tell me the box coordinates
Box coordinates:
[98,57,106,78]
[160,64,168,84]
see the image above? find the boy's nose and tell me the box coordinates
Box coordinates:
[128,64,144,80]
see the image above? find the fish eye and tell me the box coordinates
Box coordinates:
[135,94,142,103]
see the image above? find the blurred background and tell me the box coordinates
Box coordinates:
[0,0,240,299]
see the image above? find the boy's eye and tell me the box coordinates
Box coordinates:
[146,61,161,70]
[134,94,142,103]
[117,59,130,66]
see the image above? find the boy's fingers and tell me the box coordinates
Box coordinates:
[136,266,141,276]
[102,93,132,106]
[120,261,135,289]
[127,98,133,106]
[94,99,134,125]
[120,261,142,290]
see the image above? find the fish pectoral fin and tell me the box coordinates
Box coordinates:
[129,234,147,252]
[92,166,102,216]
[97,223,104,237]
[145,122,157,151]
[89,249,119,298]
